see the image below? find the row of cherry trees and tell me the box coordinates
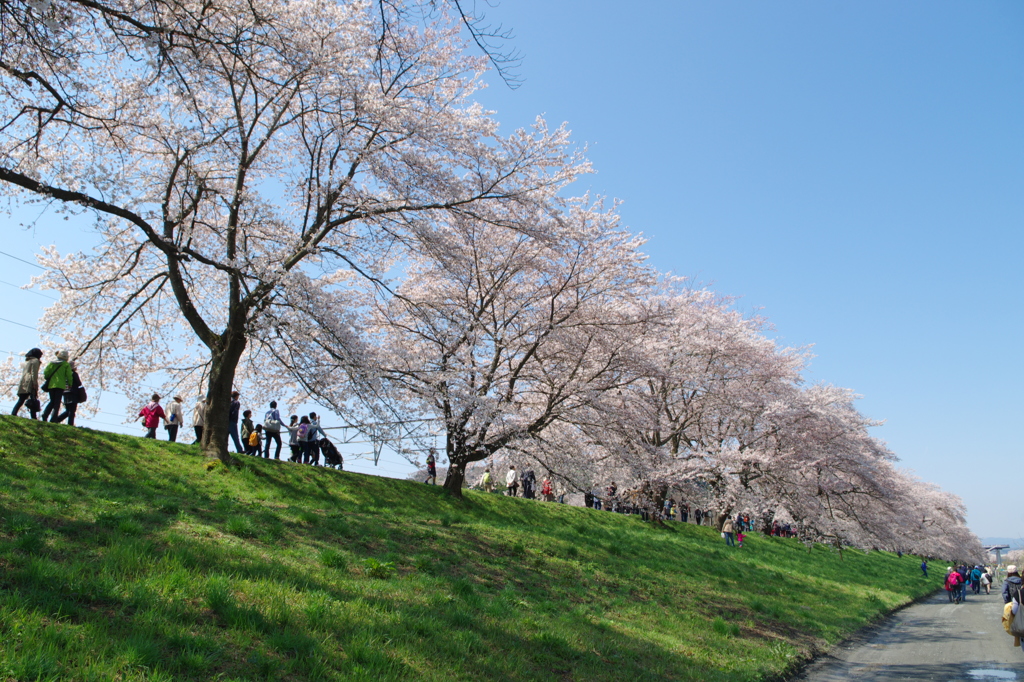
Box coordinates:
[2,0,979,558]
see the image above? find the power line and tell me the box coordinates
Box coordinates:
[0,317,38,331]
[0,250,44,270]
[0,279,58,300]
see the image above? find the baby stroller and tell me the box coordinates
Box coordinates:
[319,437,343,469]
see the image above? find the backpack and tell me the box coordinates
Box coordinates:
[297,423,309,439]
[248,431,259,446]
[264,410,281,433]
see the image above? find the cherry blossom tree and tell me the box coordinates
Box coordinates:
[291,197,655,495]
[2,0,586,459]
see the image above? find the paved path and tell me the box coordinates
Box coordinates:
[793,588,1024,681]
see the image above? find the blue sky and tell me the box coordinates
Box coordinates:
[2,1,1021,536]
[469,0,1023,537]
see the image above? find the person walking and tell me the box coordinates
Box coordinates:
[505,465,519,496]
[680,503,689,524]
[138,394,166,438]
[296,415,312,463]
[945,567,962,604]
[982,568,993,595]
[286,415,301,462]
[54,362,83,426]
[164,395,184,442]
[240,410,255,454]
[1002,565,1022,605]
[921,559,928,578]
[41,350,73,422]
[522,469,536,499]
[228,391,244,453]
[12,348,42,419]
[263,401,283,459]
[480,469,493,492]
[424,449,437,485]
[722,517,736,547]
[192,397,207,443]
[541,476,553,502]
[246,423,263,456]
[971,566,983,595]
[307,412,323,465]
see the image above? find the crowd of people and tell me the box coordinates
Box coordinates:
[10,349,342,468]
[944,564,995,603]
[11,347,86,426]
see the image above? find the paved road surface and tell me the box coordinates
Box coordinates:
[794,588,1024,681]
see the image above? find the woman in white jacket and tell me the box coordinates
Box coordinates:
[12,348,42,419]
[165,396,184,442]
[192,397,207,443]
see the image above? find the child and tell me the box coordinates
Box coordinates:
[246,423,263,456]
[737,530,745,548]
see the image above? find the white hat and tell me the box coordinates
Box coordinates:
[1008,565,1018,574]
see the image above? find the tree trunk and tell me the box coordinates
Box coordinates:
[442,459,467,496]
[200,332,247,463]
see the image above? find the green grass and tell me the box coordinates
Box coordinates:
[0,415,938,681]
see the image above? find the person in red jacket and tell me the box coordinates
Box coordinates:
[945,567,963,604]
[139,394,167,439]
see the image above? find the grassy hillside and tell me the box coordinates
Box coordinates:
[0,416,937,681]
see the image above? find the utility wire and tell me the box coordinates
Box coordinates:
[0,250,44,270]
[0,317,38,331]
[0,279,58,300]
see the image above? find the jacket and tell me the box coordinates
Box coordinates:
[240,418,255,441]
[506,470,517,486]
[139,402,165,429]
[192,401,206,427]
[1003,576,1023,604]
[18,357,40,395]
[229,399,240,423]
[43,361,73,390]
[722,519,735,533]
[166,400,183,425]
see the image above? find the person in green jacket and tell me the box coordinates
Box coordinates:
[41,350,73,422]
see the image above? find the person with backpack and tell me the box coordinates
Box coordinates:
[192,397,207,443]
[296,415,312,464]
[12,348,43,419]
[138,394,167,438]
[541,476,553,502]
[920,559,928,578]
[945,567,963,604]
[54,361,84,426]
[41,350,73,422]
[957,565,970,602]
[480,469,493,492]
[982,568,993,595]
[228,391,244,453]
[971,566,983,595]
[163,395,183,442]
[424,449,437,485]
[246,423,263,456]
[1003,565,1023,605]
[263,401,283,459]
[240,410,256,454]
